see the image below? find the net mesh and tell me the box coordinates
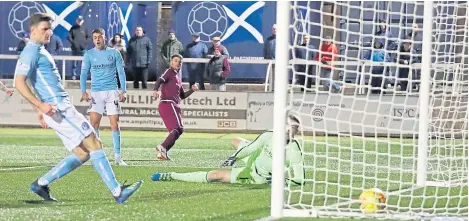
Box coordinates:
[284,1,468,219]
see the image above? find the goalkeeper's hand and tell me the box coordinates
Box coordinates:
[221,156,236,167]
[321,60,328,65]
[266,173,272,185]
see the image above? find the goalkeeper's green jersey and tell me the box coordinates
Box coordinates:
[232,131,305,185]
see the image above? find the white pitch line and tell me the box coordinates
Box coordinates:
[0,165,47,171]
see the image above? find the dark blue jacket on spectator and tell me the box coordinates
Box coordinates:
[44,35,63,55]
[294,44,315,73]
[127,35,153,68]
[263,35,276,59]
[397,43,418,91]
[185,41,208,71]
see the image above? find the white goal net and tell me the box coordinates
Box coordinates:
[272,1,468,220]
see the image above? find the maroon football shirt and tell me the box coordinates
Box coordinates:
[159,68,183,104]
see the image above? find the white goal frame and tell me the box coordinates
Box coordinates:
[270,0,467,220]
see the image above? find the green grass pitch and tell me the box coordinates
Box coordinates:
[0,128,466,221]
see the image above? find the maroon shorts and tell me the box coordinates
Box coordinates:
[158,101,183,132]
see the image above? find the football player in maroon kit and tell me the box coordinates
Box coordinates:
[153,54,198,160]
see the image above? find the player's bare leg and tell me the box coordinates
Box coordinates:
[109,114,127,166]
[89,112,102,138]
[151,169,232,183]
[81,133,142,203]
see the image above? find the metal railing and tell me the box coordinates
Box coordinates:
[0,54,465,94]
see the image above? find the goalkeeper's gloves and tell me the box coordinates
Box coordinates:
[321,60,328,65]
[221,156,236,167]
[266,173,272,185]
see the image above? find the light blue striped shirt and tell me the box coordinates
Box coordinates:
[80,47,126,93]
[14,41,68,104]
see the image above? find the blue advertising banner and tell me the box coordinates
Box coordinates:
[172,1,277,83]
[0,1,158,79]
[172,1,322,83]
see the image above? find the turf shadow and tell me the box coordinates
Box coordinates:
[137,186,252,202]
[23,200,52,205]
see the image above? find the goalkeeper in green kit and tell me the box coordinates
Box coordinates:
[151,114,305,185]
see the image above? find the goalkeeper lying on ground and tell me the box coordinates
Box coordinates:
[151,114,305,185]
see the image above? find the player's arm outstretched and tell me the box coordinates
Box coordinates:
[0,80,14,97]
[222,132,270,167]
[114,49,127,101]
[80,51,91,102]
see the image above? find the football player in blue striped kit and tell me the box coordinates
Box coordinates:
[14,13,142,203]
[80,28,128,166]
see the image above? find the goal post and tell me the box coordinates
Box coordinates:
[271,0,468,220]
[416,0,433,188]
[271,0,290,219]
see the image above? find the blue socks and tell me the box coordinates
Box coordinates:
[90,149,121,196]
[95,129,100,138]
[38,154,83,186]
[112,130,121,156]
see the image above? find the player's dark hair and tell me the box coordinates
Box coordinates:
[92,28,105,36]
[29,13,53,28]
[171,54,183,61]
[288,114,300,124]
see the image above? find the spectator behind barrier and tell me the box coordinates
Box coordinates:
[44,34,63,55]
[205,47,230,91]
[16,32,29,53]
[161,30,184,70]
[263,24,276,90]
[294,34,316,91]
[68,15,89,80]
[185,32,208,90]
[127,26,153,89]
[314,36,343,93]
[374,19,420,62]
[207,36,229,58]
[396,37,418,92]
[110,33,126,61]
[263,24,276,59]
[363,38,391,94]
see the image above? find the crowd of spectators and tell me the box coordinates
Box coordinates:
[289,20,420,93]
[12,14,422,94]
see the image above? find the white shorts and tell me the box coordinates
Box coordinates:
[88,90,121,115]
[43,98,94,151]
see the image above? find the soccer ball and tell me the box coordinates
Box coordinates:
[187,2,228,42]
[8,1,46,40]
[107,2,122,39]
[359,188,386,214]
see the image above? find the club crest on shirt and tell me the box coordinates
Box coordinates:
[81,122,90,130]
[107,55,114,61]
